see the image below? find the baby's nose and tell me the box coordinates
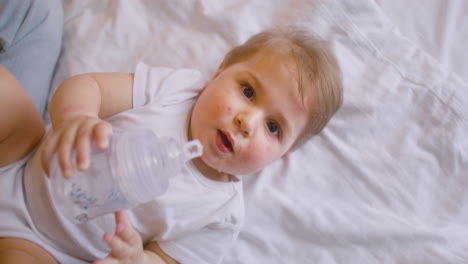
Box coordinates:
[235,109,261,137]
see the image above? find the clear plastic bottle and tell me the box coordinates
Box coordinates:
[49,129,203,224]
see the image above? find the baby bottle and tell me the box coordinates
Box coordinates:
[49,129,203,224]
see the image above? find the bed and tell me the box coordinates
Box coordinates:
[51,0,468,263]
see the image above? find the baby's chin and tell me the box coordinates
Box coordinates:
[202,157,261,177]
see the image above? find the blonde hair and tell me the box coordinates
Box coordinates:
[222,27,343,148]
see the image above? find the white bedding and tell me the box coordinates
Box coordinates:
[375,0,468,82]
[52,0,468,263]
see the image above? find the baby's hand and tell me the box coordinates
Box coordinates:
[93,211,146,264]
[40,115,112,177]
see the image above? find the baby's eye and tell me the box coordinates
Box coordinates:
[242,85,254,101]
[267,121,280,136]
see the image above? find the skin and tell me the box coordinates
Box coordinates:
[0,49,311,264]
[0,66,52,263]
[190,50,310,181]
[0,66,44,167]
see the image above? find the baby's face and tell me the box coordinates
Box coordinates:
[190,51,310,178]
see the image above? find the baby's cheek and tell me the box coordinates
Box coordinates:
[215,105,232,117]
[239,142,275,170]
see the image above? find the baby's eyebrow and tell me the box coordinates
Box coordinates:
[243,70,264,93]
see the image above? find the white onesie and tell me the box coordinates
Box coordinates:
[0,62,244,264]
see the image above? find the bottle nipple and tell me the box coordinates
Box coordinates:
[183,140,203,161]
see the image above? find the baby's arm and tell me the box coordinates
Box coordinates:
[93,211,179,264]
[41,72,134,176]
[0,66,44,166]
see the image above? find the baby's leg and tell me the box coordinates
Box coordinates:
[0,66,45,166]
[0,238,58,264]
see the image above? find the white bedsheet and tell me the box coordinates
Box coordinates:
[52,0,468,263]
[375,0,468,82]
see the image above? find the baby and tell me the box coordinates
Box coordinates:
[0,28,342,264]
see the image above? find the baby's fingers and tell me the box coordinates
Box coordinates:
[103,232,135,260]
[101,211,142,259]
[98,211,144,263]
[92,257,119,264]
[75,121,112,171]
[93,121,113,150]
[56,126,79,178]
[41,133,60,176]
[114,211,141,245]
[74,120,103,171]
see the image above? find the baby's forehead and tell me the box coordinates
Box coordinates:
[244,49,298,79]
[243,50,312,114]
[253,50,311,105]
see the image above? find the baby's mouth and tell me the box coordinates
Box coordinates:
[216,130,234,153]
